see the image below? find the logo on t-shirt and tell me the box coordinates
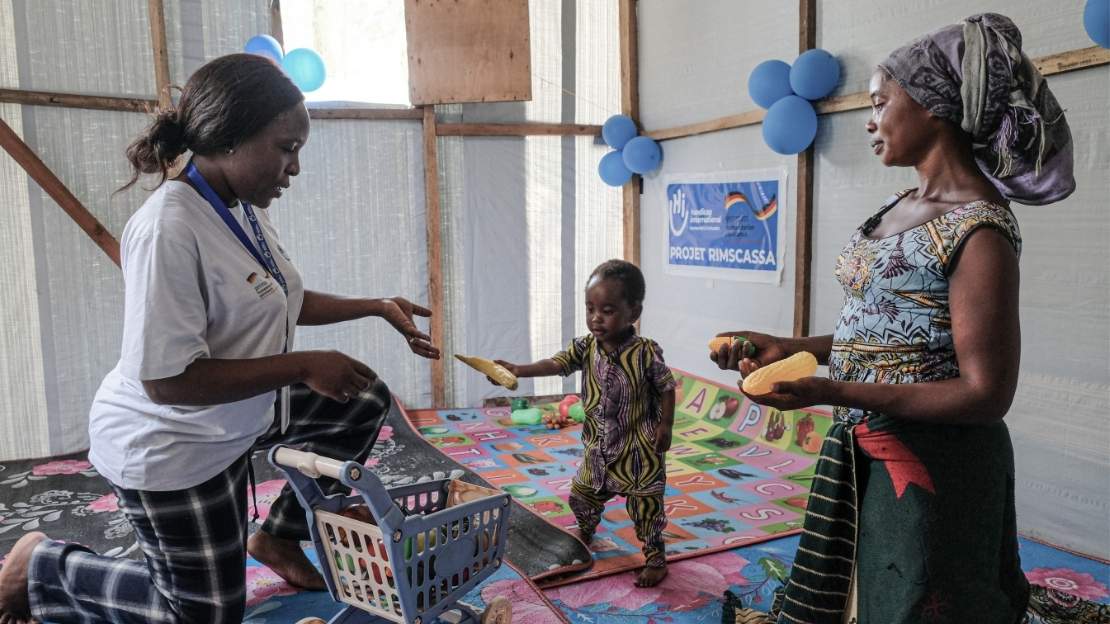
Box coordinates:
[247,272,276,299]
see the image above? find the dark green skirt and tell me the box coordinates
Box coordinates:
[778,413,1029,624]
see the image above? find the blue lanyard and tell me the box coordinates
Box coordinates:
[185,162,287,295]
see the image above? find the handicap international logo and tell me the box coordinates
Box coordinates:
[669,188,689,237]
[246,272,259,284]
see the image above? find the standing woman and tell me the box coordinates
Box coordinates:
[0,53,439,624]
[715,14,1092,624]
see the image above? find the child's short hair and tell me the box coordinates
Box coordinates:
[588,259,646,307]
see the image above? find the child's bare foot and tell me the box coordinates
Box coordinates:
[0,532,47,621]
[634,564,667,587]
[247,531,326,590]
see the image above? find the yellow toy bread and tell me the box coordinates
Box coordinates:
[741,351,818,395]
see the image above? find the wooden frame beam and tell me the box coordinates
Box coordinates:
[619,0,640,265]
[0,118,120,265]
[308,108,424,120]
[147,0,172,109]
[421,106,446,408]
[436,122,600,136]
[647,46,1110,142]
[0,88,156,113]
[793,0,816,339]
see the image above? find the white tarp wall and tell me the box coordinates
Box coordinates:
[637,0,1109,559]
[0,0,622,459]
[437,0,623,406]
[0,0,431,459]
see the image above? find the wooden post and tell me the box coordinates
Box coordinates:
[422,106,446,408]
[147,0,172,109]
[619,0,640,265]
[270,0,284,47]
[0,118,120,266]
[793,0,816,339]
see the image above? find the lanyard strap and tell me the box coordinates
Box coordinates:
[185,162,287,295]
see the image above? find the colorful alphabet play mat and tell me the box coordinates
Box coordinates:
[407,369,832,584]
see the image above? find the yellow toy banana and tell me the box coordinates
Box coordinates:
[454,354,519,390]
[741,351,818,395]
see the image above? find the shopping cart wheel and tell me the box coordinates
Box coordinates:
[481,596,512,624]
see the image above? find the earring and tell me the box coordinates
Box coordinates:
[226,148,234,155]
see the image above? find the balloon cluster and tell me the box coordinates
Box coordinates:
[597,114,662,187]
[244,34,327,93]
[748,49,840,154]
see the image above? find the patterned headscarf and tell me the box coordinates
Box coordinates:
[878,13,1075,205]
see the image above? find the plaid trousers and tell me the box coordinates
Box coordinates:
[27,380,390,624]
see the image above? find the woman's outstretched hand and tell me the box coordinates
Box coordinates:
[740,376,832,411]
[381,297,440,359]
[710,331,791,376]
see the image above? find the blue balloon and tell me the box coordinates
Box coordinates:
[602,114,638,150]
[244,34,283,63]
[622,136,662,174]
[762,95,817,155]
[790,48,840,100]
[282,48,327,92]
[599,150,633,186]
[1085,0,1109,48]
[748,60,793,109]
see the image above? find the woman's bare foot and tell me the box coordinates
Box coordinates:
[246,531,326,590]
[0,532,47,621]
[634,564,668,587]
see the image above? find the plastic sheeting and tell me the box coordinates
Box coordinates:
[270,119,433,408]
[437,0,622,404]
[0,0,622,459]
[437,135,622,404]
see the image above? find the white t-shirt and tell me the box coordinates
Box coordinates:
[88,181,305,491]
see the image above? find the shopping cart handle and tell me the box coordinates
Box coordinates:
[272,447,344,480]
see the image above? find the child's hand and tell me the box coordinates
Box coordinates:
[487,359,518,386]
[654,425,672,454]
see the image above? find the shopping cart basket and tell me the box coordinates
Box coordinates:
[269,446,512,624]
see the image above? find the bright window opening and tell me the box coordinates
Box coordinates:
[280,0,411,106]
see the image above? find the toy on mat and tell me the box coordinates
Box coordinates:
[568,403,585,423]
[454,354,519,390]
[542,411,568,429]
[270,446,513,624]
[510,407,543,425]
[741,351,818,395]
[543,396,585,429]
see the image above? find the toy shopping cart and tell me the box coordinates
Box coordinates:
[269,446,513,624]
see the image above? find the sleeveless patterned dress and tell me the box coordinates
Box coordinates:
[777,195,1031,624]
